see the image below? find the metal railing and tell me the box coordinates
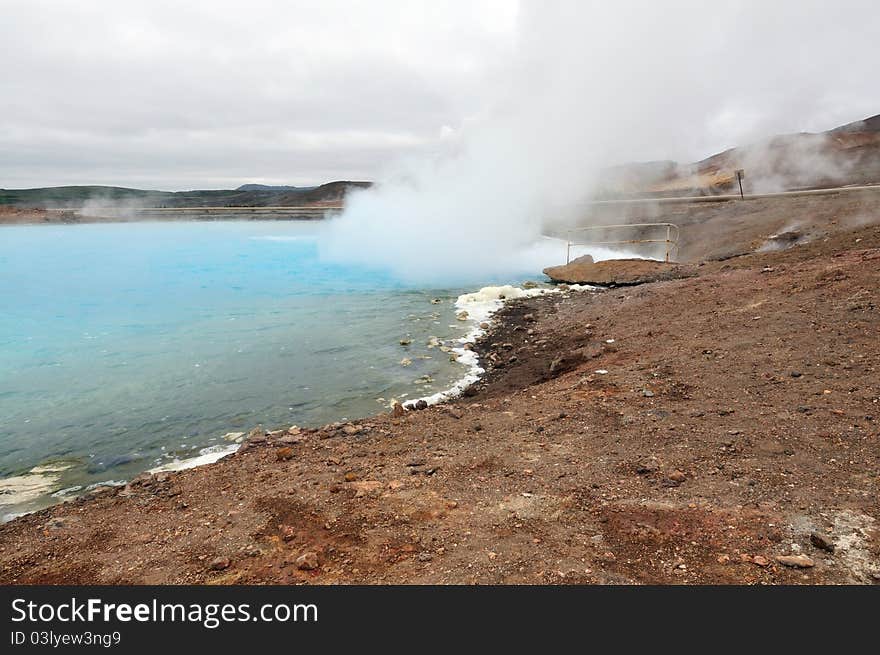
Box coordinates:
[564,222,680,263]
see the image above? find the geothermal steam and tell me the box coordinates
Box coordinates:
[321,1,880,283]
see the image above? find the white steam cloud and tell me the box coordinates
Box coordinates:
[321,1,880,283]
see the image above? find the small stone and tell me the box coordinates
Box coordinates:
[636,459,659,475]
[399,339,412,346]
[810,532,835,553]
[344,472,358,482]
[208,557,230,571]
[790,371,802,378]
[775,554,815,568]
[342,424,360,436]
[642,389,655,398]
[295,552,320,571]
[414,399,428,410]
[391,402,405,417]
[280,525,296,541]
[667,470,687,483]
[456,310,469,321]
[275,447,294,461]
[246,426,267,443]
[752,555,770,567]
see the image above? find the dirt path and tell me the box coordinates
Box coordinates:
[1,223,878,585]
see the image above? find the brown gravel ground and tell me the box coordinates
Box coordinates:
[1,222,878,585]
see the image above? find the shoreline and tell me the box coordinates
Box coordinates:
[0,282,564,521]
[1,222,878,584]
[0,206,340,225]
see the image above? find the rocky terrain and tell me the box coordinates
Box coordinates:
[595,114,880,197]
[1,212,878,585]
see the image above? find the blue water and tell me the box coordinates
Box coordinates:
[0,221,529,517]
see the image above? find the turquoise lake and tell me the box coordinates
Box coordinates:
[0,221,538,519]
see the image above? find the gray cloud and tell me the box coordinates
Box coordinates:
[1,1,878,191]
[0,0,516,189]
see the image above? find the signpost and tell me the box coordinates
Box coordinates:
[735,169,745,199]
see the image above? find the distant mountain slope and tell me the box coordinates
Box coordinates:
[236,183,307,192]
[0,181,373,209]
[595,113,880,198]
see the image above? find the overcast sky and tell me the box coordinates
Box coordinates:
[1,1,878,190]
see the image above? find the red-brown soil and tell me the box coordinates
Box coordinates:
[2,220,878,585]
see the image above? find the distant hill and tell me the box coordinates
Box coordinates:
[595,113,880,198]
[0,181,373,209]
[236,184,310,192]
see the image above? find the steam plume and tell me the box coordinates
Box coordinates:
[321,1,880,283]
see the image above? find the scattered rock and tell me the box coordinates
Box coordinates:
[342,424,360,436]
[456,311,469,321]
[543,257,694,286]
[295,552,320,571]
[350,480,383,493]
[391,402,405,417]
[208,557,230,571]
[399,339,412,346]
[775,554,815,568]
[400,357,412,367]
[344,472,358,482]
[275,447,294,461]
[636,459,659,475]
[767,230,802,245]
[752,555,770,567]
[666,470,687,485]
[239,426,267,451]
[642,389,655,398]
[810,532,835,553]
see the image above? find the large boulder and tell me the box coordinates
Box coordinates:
[543,258,695,286]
